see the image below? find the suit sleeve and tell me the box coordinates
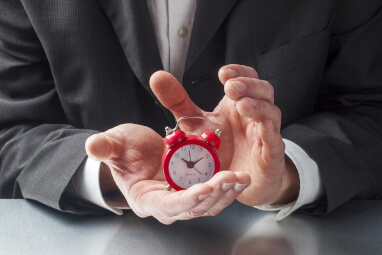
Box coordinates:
[0,0,105,213]
[281,5,382,214]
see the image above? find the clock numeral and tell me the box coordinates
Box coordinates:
[182,147,186,152]
[205,172,208,176]
[175,153,179,158]
[171,161,174,166]
[190,145,195,150]
[200,147,203,151]
[180,177,183,181]
[206,154,209,158]
[208,163,211,167]
[189,180,191,185]
[198,178,200,183]
[173,171,176,175]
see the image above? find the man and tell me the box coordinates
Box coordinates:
[0,0,381,224]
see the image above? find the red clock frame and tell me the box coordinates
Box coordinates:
[161,135,220,191]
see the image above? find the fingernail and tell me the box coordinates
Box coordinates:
[222,182,235,191]
[234,183,248,192]
[198,194,209,201]
[248,98,257,107]
[231,80,246,94]
[224,69,237,78]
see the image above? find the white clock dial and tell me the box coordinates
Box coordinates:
[169,144,215,189]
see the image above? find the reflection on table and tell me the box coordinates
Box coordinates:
[0,200,381,254]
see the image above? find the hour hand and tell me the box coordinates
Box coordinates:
[181,158,189,164]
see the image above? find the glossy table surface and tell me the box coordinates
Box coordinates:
[0,200,381,255]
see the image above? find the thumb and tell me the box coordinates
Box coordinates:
[85,133,114,161]
[150,71,202,120]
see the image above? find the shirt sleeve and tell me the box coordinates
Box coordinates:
[254,139,323,221]
[68,157,130,215]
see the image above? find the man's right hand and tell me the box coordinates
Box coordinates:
[85,124,250,224]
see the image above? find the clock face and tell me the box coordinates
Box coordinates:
[168,144,216,189]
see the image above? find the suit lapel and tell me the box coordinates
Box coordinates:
[97,0,163,90]
[185,0,236,72]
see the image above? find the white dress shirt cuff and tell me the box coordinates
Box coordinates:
[69,157,127,215]
[254,139,323,221]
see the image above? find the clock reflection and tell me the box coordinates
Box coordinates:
[232,215,318,255]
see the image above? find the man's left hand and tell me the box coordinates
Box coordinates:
[150,64,299,207]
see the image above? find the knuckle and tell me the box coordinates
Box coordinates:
[185,209,205,218]
[247,77,259,90]
[252,98,262,113]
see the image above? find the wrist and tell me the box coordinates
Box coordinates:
[99,162,120,195]
[271,155,300,205]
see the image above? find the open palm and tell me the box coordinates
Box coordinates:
[86,109,250,225]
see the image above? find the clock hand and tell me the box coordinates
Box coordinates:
[193,167,202,175]
[181,158,189,164]
[192,157,204,165]
[189,150,191,162]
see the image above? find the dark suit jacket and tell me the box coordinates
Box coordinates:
[0,0,381,215]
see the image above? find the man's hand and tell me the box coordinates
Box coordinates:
[85,124,250,225]
[150,64,299,207]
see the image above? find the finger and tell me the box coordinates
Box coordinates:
[85,124,129,161]
[245,121,262,156]
[206,171,251,215]
[159,182,213,217]
[86,124,163,170]
[173,171,238,220]
[138,182,213,225]
[257,120,285,176]
[124,181,167,218]
[224,77,274,104]
[236,97,282,130]
[85,133,115,161]
[122,180,204,221]
[150,71,202,120]
[218,64,259,85]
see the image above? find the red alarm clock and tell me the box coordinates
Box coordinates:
[162,116,221,191]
